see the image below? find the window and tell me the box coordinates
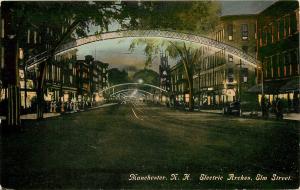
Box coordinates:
[283,15,290,37]
[270,23,274,43]
[263,58,269,78]
[263,27,268,45]
[277,19,281,40]
[241,68,248,83]
[291,49,299,75]
[273,22,277,43]
[279,18,285,39]
[241,24,248,40]
[228,54,233,62]
[271,56,277,78]
[227,24,233,40]
[291,11,298,34]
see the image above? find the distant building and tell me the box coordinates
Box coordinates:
[255,0,299,111]
[170,61,189,105]
[92,60,108,102]
[75,56,109,104]
[159,53,171,92]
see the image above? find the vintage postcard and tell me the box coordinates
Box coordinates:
[0,0,299,189]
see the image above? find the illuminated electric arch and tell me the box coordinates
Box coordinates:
[27,30,259,69]
[99,82,168,95]
[110,88,154,97]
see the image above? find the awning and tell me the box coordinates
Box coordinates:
[248,78,299,94]
[280,77,300,92]
[248,80,286,94]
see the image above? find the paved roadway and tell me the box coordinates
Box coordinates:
[1,103,299,189]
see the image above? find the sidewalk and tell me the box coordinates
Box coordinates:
[199,109,300,121]
[0,103,118,121]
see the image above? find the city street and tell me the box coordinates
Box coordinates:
[1,103,299,189]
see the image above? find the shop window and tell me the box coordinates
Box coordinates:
[241,24,248,40]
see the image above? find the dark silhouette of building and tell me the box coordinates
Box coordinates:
[256,0,299,112]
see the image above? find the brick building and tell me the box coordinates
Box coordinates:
[254,0,299,112]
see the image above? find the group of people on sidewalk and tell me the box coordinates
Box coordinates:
[47,100,94,113]
[261,96,288,119]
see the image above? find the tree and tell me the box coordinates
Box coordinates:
[167,42,201,111]
[129,39,202,111]
[2,1,150,120]
[108,68,130,86]
[132,69,159,86]
[132,69,159,95]
[2,1,220,122]
[123,1,221,34]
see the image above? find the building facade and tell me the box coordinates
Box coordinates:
[170,61,189,107]
[213,15,257,58]
[256,0,299,112]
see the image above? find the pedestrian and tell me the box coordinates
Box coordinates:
[276,98,283,119]
[261,96,266,118]
[265,100,270,118]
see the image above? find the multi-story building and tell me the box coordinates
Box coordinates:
[76,59,90,103]
[213,14,257,58]
[255,0,299,112]
[170,61,189,106]
[75,56,109,105]
[91,60,108,102]
[98,61,109,90]
[194,46,257,110]
[170,44,257,110]
[20,49,78,113]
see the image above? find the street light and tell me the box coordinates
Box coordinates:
[138,79,143,84]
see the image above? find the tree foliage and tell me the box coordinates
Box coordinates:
[123,1,221,33]
[108,68,130,86]
[132,69,159,86]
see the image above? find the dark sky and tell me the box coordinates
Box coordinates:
[220,0,277,16]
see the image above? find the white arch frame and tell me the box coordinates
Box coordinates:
[100,82,167,94]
